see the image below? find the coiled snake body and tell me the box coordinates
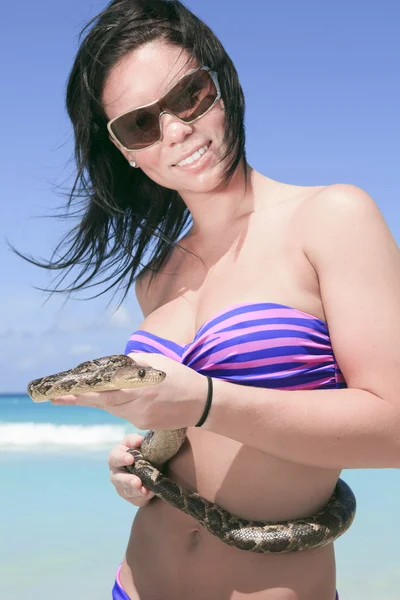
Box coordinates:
[28,354,356,553]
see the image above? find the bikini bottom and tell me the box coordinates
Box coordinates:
[112,564,340,600]
[112,565,130,600]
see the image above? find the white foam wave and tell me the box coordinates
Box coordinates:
[0,422,130,450]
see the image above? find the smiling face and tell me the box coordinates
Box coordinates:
[102,40,229,196]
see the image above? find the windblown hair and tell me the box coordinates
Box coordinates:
[17,0,248,305]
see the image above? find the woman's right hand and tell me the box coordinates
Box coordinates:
[108,433,155,506]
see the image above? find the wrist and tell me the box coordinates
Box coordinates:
[195,375,213,427]
[187,373,211,427]
[200,378,256,442]
[198,376,227,432]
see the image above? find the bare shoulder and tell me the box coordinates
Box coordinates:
[298,181,399,295]
[297,182,400,406]
[299,182,392,236]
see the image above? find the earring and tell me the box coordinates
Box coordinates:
[129,160,137,168]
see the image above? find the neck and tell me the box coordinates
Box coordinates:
[179,162,262,240]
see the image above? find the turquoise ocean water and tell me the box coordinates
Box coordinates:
[1,393,399,600]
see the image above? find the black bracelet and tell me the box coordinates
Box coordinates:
[195,375,213,427]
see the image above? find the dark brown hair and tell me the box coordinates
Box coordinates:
[15,0,248,305]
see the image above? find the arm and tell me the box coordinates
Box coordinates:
[202,185,400,469]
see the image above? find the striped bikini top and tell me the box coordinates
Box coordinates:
[125,302,346,390]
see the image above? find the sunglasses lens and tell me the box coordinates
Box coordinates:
[110,105,161,150]
[163,69,218,122]
[109,69,218,150]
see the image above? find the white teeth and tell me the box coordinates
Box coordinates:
[176,144,209,167]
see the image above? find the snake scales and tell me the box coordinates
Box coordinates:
[27,354,356,553]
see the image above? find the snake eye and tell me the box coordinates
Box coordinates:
[138,369,146,378]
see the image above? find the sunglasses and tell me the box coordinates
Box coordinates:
[107,65,221,152]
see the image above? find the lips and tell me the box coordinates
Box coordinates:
[171,141,212,167]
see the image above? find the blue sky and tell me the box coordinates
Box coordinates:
[1,0,399,392]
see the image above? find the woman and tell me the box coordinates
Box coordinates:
[33,1,399,599]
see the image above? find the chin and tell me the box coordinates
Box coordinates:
[179,160,229,192]
[180,176,226,195]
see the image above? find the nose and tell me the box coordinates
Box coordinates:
[159,111,194,146]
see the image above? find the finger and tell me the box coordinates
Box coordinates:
[51,395,78,405]
[121,433,145,447]
[139,486,155,498]
[123,485,154,501]
[107,436,144,469]
[52,387,142,410]
[111,470,142,490]
[108,446,136,469]
[51,391,102,408]
[111,471,155,499]
[52,389,128,407]
[123,482,142,499]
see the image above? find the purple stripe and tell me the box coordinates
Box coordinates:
[189,338,333,370]
[125,333,182,362]
[185,327,331,361]
[122,303,347,390]
[196,361,334,379]
[191,352,328,371]
[195,302,327,335]
[207,318,330,339]
[200,372,339,389]
[188,341,333,371]
[199,315,329,339]
[336,371,346,384]
[126,331,183,354]
[205,311,329,340]
[184,323,330,364]
[201,366,336,383]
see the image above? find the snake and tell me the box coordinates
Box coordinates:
[27,354,356,553]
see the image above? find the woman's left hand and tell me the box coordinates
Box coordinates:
[51,353,208,430]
